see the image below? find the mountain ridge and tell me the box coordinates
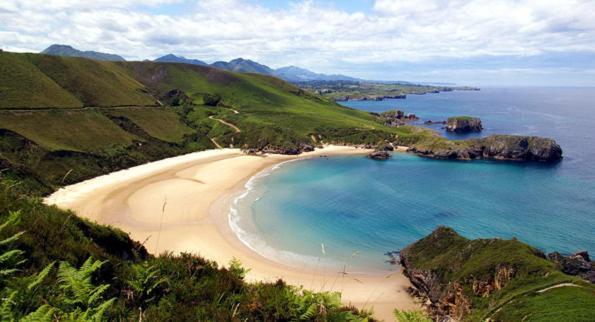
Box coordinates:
[42,44,362,82]
[41,44,125,62]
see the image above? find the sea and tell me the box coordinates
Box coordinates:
[230,87,595,273]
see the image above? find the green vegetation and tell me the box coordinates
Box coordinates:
[0,182,373,321]
[0,51,450,194]
[104,107,194,143]
[0,110,137,152]
[393,309,432,322]
[401,227,595,321]
[0,52,82,109]
[447,116,475,121]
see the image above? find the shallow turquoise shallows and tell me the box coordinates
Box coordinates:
[232,87,595,272]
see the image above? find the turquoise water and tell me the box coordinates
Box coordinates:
[232,88,595,272]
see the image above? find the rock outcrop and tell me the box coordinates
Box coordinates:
[377,110,418,127]
[160,89,190,106]
[411,135,563,163]
[368,150,391,160]
[446,116,483,133]
[396,227,594,321]
[548,251,595,283]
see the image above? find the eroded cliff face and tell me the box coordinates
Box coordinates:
[412,135,563,163]
[446,117,482,133]
[400,246,515,321]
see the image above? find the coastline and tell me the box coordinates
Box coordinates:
[45,145,419,320]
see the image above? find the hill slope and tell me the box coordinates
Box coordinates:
[399,227,595,321]
[1,51,420,193]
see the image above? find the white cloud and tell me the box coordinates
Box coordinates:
[1,0,594,83]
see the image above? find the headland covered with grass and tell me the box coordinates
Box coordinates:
[1,50,589,321]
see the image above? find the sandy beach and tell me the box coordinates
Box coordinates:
[45,146,419,321]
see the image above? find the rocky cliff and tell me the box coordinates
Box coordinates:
[397,227,595,321]
[411,135,563,163]
[446,116,482,133]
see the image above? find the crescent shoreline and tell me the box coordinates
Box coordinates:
[45,145,419,321]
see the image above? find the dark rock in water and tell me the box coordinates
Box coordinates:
[412,135,563,163]
[425,120,446,125]
[479,135,562,162]
[548,251,595,283]
[446,116,483,133]
[368,151,391,160]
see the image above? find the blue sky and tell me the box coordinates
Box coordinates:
[2,0,595,86]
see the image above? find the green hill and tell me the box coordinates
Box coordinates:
[400,227,595,321]
[0,52,83,108]
[0,51,435,193]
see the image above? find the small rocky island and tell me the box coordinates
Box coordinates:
[372,109,418,127]
[446,116,483,133]
[411,135,563,163]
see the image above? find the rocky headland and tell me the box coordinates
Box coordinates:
[446,116,483,133]
[410,135,563,163]
[397,227,595,321]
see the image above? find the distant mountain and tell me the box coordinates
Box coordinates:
[211,58,275,75]
[154,54,207,66]
[42,44,359,82]
[274,66,359,82]
[41,44,125,62]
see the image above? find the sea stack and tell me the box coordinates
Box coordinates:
[368,150,391,160]
[446,116,483,133]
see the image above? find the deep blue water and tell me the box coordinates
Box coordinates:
[233,88,595,272]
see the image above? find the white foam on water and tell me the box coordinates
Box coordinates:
[227,159,345,270]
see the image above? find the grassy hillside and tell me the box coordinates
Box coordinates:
[0,52,83,108]
[400,227,595,321]
[0,110,137,152]
[0,51,442,193]
[104,107,195,143]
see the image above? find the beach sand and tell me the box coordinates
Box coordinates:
[45,146,419,321]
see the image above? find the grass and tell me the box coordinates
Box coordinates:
[104,107,195,143]
[27,54,157,107]
[447,116,476,121]
[0,110,137,152]
[493,285,595,321]
[0,52,83,109]
[401,227,595,321]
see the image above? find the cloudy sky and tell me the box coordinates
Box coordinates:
[1,0,595,86]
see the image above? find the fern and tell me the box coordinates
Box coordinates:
[0,211,26,279]
[394,309,432,322]
[20,305,55,322]
[56,257,115,321]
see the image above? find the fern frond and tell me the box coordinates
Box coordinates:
[0,231,25,247]
[87,284,110,306]
[28,261,55,291]
[20,304,55,322]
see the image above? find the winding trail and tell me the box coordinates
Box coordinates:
[209,115,241,133]
[210,138,223,149]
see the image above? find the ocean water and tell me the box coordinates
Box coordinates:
[232,87,595,272]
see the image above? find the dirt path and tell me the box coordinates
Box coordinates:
[210,137,223,149]
[209,115,241,133]
[536,282,581,293]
